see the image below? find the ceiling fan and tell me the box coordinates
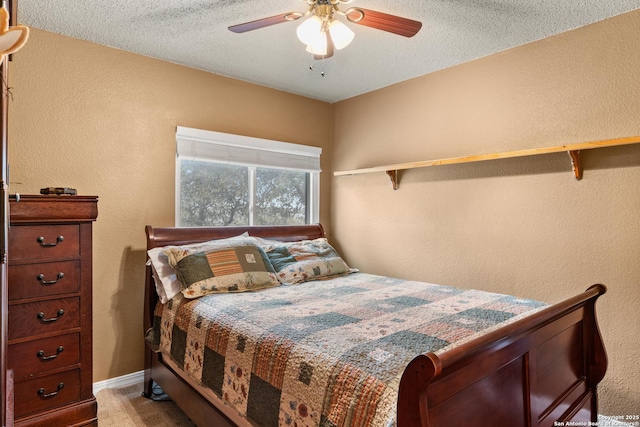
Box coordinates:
[229,0,422,59]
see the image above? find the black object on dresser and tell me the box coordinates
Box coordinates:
[7,195,98,426]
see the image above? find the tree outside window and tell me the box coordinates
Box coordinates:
[179,160,309,227]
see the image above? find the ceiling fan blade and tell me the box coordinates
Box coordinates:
[228,12,302,33]
[346,8,422,38]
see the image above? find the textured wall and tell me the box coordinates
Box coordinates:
[332,10,640,417]
[7,9,640,418]
[7,29,332,382]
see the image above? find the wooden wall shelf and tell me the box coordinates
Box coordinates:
[333,136,640,189]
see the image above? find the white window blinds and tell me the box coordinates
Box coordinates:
[176,126,322,172]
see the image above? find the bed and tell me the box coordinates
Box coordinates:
[142,224,607,427]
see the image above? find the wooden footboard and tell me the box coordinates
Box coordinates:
[143,224,607,427]
[397,284,607,427]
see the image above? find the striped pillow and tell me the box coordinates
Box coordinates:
[162,237,280,298]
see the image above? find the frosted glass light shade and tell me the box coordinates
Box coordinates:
[296,15,323,45]
[305,31,328,55]
[328,19,354,50]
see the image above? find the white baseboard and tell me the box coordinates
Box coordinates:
[93,370,144,395]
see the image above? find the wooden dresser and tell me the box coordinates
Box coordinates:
[7,195,98,426]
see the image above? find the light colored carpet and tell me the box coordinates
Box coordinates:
[95,383,196,426]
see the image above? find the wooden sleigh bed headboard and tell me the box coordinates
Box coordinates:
[143,224,325,327]
[143,224,607,427]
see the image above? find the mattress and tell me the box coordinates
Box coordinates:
[146,272,547,427]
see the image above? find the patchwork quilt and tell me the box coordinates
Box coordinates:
[147,273,547,427]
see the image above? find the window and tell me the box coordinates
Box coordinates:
[176,127,321,227]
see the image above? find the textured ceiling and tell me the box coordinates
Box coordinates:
[18,0,640,103]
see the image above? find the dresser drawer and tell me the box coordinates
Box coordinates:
[14,369,81,418]
[9,224,80,261]
[8,297,80,341]
[8,260,81,301]
[8,333,81,381]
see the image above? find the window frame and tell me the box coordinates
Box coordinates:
[175,127,321,227]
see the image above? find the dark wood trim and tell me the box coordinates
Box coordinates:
[145,224,325,248]
[13,398,97,427]
[8,195,99,224]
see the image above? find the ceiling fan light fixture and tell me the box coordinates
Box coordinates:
[328,19,354,50]
[296,15,323,45]
[229,1,422,58]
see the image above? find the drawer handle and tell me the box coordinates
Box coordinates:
[37,272,65,285]
[36,235,64,247]
[37,346,64,361]
[37,309,64,323]
[37,383,64,398]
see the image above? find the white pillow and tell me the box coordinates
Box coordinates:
[147,247,181,303]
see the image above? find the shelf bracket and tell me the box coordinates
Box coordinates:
[386,170,399,190]
[568,150,582,180]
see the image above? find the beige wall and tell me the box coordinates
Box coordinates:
[7,8,640,418]
[332,10,640,416]
[7,29,333,383]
